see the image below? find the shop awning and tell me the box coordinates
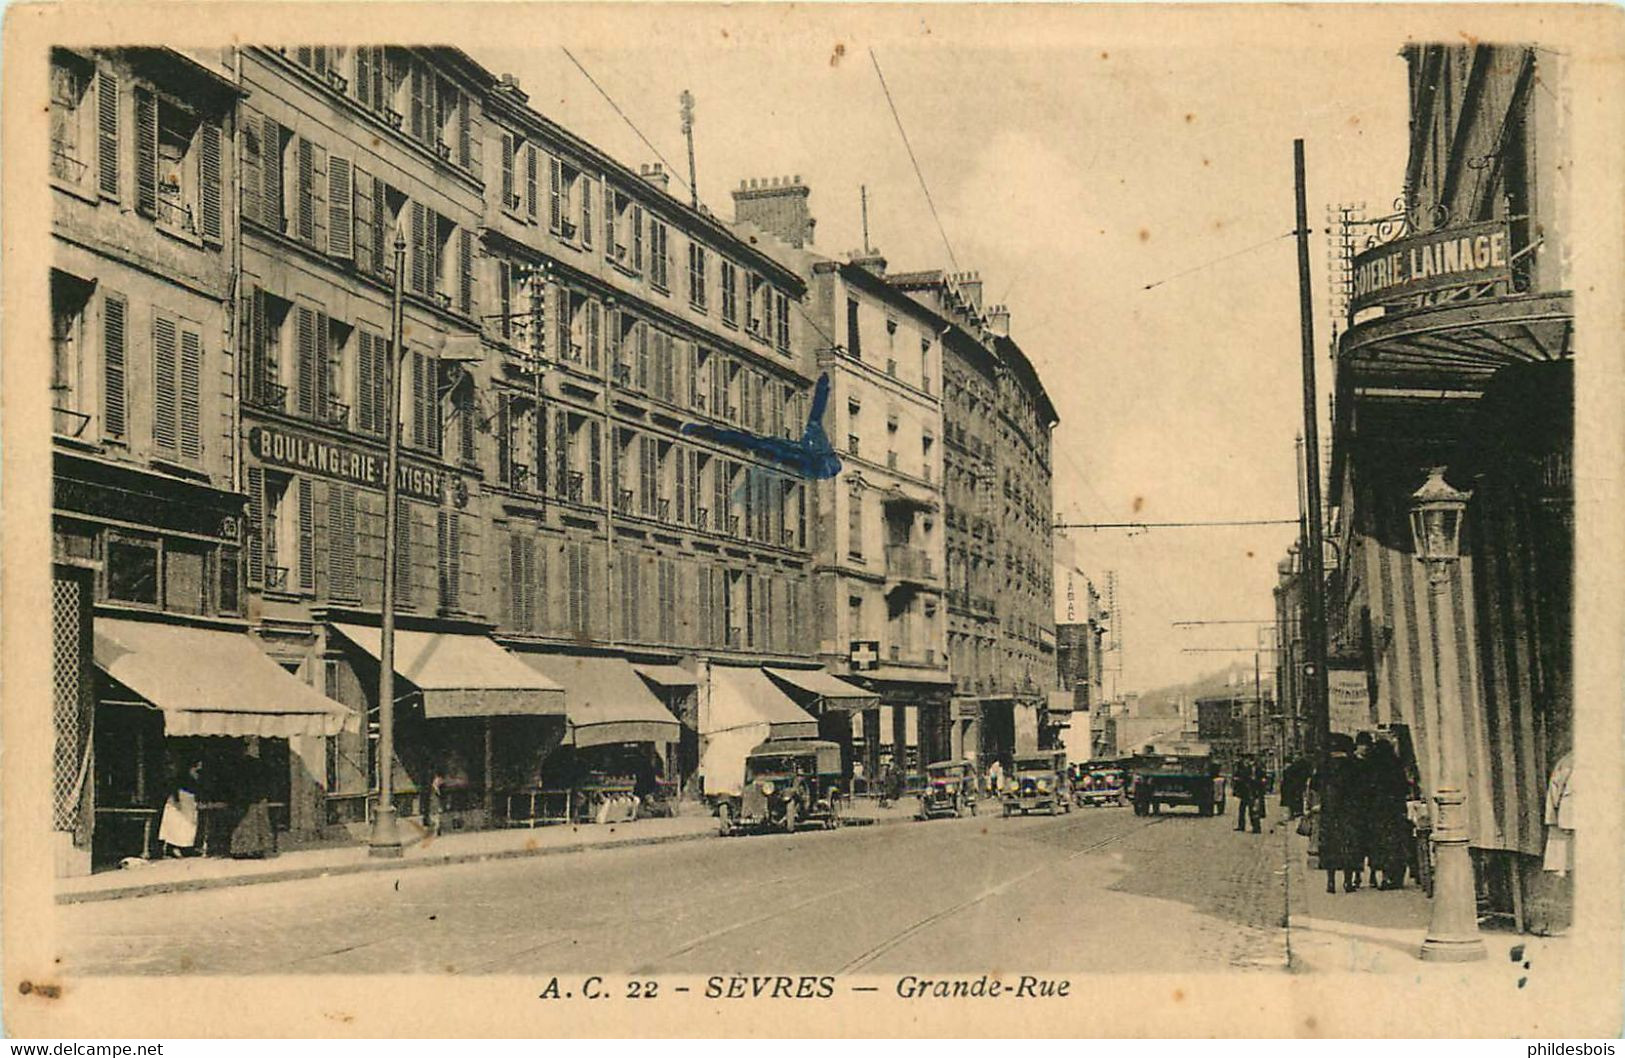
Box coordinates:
[332,624,564,718]
[706,665,818,740]
[634,663,699,688]
[518,654,682,749]
[93,618,353,738]
[861,665,956,687]
[1045,691,1076,714]
[765,667,879,712]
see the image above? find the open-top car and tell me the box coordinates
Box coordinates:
[715,739,843,836]
[1001,750,1072,816]
[1077,766,1128,807]
[919,760,979,819]
[1130,740,1226,817]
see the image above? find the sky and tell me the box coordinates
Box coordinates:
[471,7,1412,695]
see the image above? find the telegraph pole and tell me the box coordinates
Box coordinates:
[680,90,698,210]
[369,230,408,859]
[1293,139,1331,766]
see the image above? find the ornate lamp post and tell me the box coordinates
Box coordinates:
[1409,466,1485,961]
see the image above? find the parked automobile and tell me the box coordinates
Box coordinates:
[1077,767,1128,807]
[919,760,979,819]
[1001,751,1072,816]
[714,739,843,836]
[1130,741,1226,816]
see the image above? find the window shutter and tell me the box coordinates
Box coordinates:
[370,176,386,276]
[457,228,473,316]
[262,115,284,231]
[410,350,427,446]
[96,71,119,198]
[409,61,426,142]
[327,155,353,258]
[587,420,602,503]
[295,305,317,416]
[528,147,542,224]
[534,402,549,496]
[179,325,202,461]
[456,91,471,169]
[554,409,569,501]
[632,204,644,270]
[296,138,315,243]
[134,89,157,217]
[352,163,372,269]
[586,298,601,371]
[152,314,178,450]
[355,47,372,107]
[102,293,127,439]
[604,190,616,250]
[314,311,331,419]
[329,484,358,599]
[393,496,412,607]
[239,106,264,228]
[635,320,649,390]
[409,201,427,294]
[675,444,687,524]
[242,466,265,589]
[297,476,315,592]
[356,331,376,434]
[497,261,512,341]
[496,394,512,484]
[436,509,454,610]
[197,122,224,242]
[553,284,570,362]
[581,177,594,247]
[500,133,514,204]
[545,154,559,229]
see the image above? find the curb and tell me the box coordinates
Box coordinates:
[56,809,924,905]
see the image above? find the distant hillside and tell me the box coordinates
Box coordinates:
[1134,661,1268,715]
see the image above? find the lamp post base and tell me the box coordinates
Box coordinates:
[1419,936,1488,962]
[1420,789,1485,962]
[367,802,406,859]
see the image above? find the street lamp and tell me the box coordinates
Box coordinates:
[368,229,409,859]
[1409,466,1484,962]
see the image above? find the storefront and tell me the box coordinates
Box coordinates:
[698,663,818,799]
[763,666,879,788]
[634,663,701,797]
[87,617,351,868]
[850,666,955,792]
[328,623,565,834]
[515,653,685,823]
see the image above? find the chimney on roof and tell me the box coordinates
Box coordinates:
[952,270,984,313]
[986,303,1011,337]
[851,249,888,276]
[731,174,816,248]
[640,162,671,193]
[495,72,528,103]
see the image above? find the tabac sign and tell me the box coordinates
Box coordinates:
[248,424,457,505]
[1349,221,1512,316]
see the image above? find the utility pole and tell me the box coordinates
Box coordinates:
[1293,139,1331,769]
[861,185,871,254]
[369,229,408,859]
[679,90,698,210]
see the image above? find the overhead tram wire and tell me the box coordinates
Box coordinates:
[560,46,695,204]
[1140,231,1295,292]
[1053,518,1300,530]
[869,48,960,273]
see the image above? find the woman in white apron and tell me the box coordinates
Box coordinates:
[160,760,202,857]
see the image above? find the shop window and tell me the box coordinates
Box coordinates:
[218,546,241,615]
[164,544,207,615]
[105,534,159,606]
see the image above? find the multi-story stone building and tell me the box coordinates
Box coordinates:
[888,270,1059,768]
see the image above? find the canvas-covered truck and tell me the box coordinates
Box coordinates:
[1129,741,1226,817]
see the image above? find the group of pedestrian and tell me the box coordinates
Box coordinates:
[1308,731,1413,894]
[158,740,279,861]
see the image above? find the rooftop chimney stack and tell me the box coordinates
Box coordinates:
[986,303,1011,337]
[952,270,984,313]
[640,162,671,193]
[731,174,816,248]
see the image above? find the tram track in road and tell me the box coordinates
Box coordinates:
[837,813,1167,973]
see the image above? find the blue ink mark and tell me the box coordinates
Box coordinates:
[680,372,842,480]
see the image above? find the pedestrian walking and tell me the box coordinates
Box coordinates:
[228,739,276,859]
[1314,734,1362,893]
[1233,757,1263,832]
[1367,738,1411,888]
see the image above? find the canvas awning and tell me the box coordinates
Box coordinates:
[634,663,699,688]
[860,665,956,688]
[1045,691,1076,714]
[765,667,879,712]
[705,666,818,740]
[94,618,353,738]
[518,654,682,748]
[331,624,564,718]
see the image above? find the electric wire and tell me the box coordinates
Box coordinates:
[560,46,696,203]
[869,48,961,273]
[1140,230,1294,291]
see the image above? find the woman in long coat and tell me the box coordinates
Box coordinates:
[1314,734,1362,893]
[229,740,276,858]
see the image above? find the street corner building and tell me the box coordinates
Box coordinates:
[1277,43,1574,933]
[46,45,1063,876]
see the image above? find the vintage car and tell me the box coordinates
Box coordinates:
[1130,741,1226,816]
[1076,767,1128,807]
[1001,751,1073,816]
[918,760,979,819]
[714,739,844,836]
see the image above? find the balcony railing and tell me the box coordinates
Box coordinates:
[656,496,671,523]
[51,144,88,184]
[885,545,934,583]
[970,594,996,616]
[695,506,709,531]
[52,405,92,439]
[726,514,740,537]
[265,565,290,591]
[322,399,351,428]
[156,196,196,234]
[615,488,634,514]
[781,530,797,548]
[847,435,860,457]
[565,470,585,504]
[507,462,530,491]
[247,380,289,412]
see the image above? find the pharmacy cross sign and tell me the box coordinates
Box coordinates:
[850,640,880,671]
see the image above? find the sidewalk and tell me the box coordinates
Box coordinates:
[56,796,925,905]
[1283,828,1569,980]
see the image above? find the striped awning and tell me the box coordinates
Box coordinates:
[764,667,879,712]
[332,624,564,718]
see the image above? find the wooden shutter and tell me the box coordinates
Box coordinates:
[544,153,558,228]
[262,115,283,231]
[458,228,473,316]
[456,91,471,169]
[152,314,178,450]
[297,476,315,591]
[409,201,427,294]
[586,298,601,371]
[356,330,377,434]
[587,420,602,502]
[528,147,542,224]
[675,444,688,524]
[409,61,426,141]
[295,305,317,416]
[179,325,202,461]
[581,177,594,247]
[393,497,412,607]
[198,123,223,242]
[246,466,265,587]
[329,484,358,599]
[497,261,512,341]
[352,164,372,270]
[533,402,549,496]
[553,409,569,501]
[437,509,459,611]
[133,89,157,217]
[101,293,127,439]
[631,204,644,270]
[635,320,649,390]
[239,106,264,227]
[296,138,315,242]
[500,133,514,204]
[496,394,512,484]
[327,155,353,258]
[370,176,386,276]
[410,350,427,446]
[96,71,119,198]
[553,284,570,362]
[355,47,372,107]
[604,189,616,250]
[314,311,331,419]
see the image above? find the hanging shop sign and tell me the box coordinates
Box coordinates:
[248,423,459,506]
[1349,221,1513,316]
